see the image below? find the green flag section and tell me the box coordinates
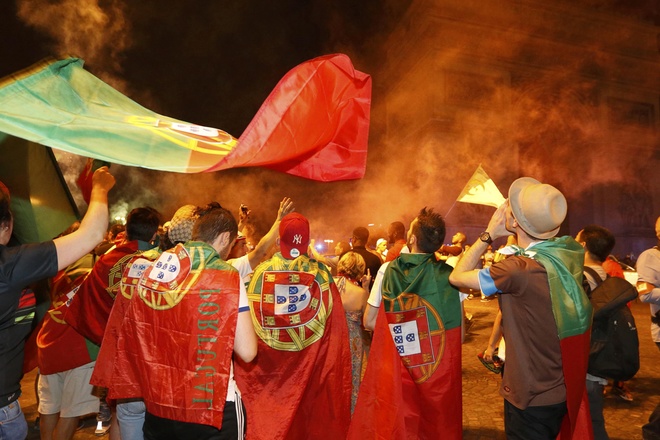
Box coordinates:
[0,133,78,244]
[383,253,462,330]
[0,54,371,180]
[528,236,593,339]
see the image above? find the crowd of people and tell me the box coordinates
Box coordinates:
[1,167,659,440]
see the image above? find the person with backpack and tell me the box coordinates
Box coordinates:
[577,225,639,440]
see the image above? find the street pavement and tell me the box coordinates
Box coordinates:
[19,298,659,439]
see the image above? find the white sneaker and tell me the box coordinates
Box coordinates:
[95,420,111,436]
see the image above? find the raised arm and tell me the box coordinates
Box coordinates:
[246,197,294,269]
[53,167,115,270]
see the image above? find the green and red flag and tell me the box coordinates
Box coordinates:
[348,254,463,439]
[527,237,594,439]
[235,253,352,440]
[108,243,240,429]
[91,250,160,390]
[0,54,371,181]
[36,258,98,375]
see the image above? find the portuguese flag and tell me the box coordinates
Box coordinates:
[60,240,150,346]
[527,237,594,440]
[91,250,160,390]
[108,242,240,429]
[0,54,371,181]
[348,253,463,439]
[235,253,352,440]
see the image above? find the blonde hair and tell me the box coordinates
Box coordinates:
[337,252,366,280]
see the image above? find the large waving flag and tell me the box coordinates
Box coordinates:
[456,164,505,208]
[0,54,371,181]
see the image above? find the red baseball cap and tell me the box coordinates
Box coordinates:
[279,213,310,259]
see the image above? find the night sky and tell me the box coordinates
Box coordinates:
[1,0,657,251]
[0,0,413,242]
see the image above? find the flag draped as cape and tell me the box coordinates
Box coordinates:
[37,259,98,375]
[235,253,352,440]
[61,241,150,346]
[526,237,594,440]
[90,250,160,390]
[348,253,463,440]
[108,242,240,429]
[0,54,371,181]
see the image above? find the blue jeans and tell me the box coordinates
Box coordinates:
[117,399,146,440]
[0,400,28,440]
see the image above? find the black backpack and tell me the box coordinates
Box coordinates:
[584,266,640,381]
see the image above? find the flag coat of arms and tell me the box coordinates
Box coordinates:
[348,253,463,439]
[235,253,352,440]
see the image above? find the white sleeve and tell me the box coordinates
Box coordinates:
[637,250,660,305]
[238,279,249,312]
[229,254,252,279]
[367,262,389,307]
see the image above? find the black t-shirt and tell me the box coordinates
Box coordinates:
[0,241,58,406]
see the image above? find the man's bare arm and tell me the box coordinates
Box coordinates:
[54,167,115,270]
[247,197,294,269]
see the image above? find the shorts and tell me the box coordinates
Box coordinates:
[38,361,100,417]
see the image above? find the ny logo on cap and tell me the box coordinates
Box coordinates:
[292,234,303,244]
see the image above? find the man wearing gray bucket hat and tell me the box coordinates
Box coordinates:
[450,177,592,440]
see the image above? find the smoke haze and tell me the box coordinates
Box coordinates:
[4,0,659,256]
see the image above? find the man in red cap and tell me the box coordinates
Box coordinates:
[450,177,592,440]
[235,212,352,440]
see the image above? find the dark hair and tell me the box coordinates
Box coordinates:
[126,207,161,242]
[0,192,11,227]
[192,202,238,244]
[580,224,615,263]
[109,223,125,239]
[388,221,406,241]
[352,226,369,245]
[412,207,446,253]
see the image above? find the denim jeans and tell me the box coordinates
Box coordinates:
[0,400,28,440]
[117,399,146,440]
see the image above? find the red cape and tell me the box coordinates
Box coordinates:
[348,306,463,440]
[61,241,143,345]
[234,256,352,440]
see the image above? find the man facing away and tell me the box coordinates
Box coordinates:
[577,225,618,440]
[235,212,352,440]
[343,226,381,290]
[354,207,462,439]
[107,203,257,439]
[449,177,592,440]
[385,221,408,262]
